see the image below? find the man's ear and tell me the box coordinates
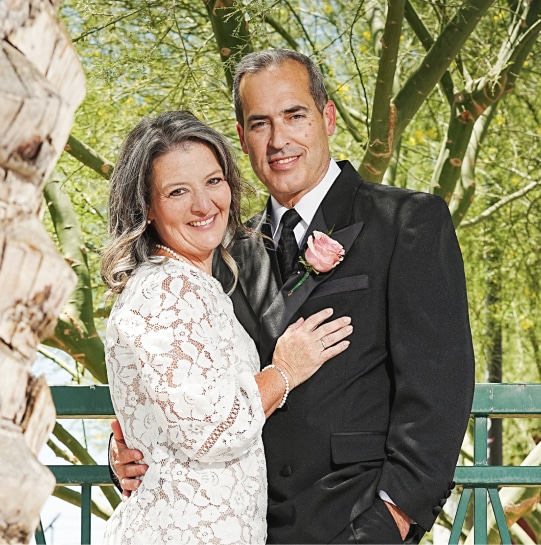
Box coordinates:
[236,122,249,154]
[324,100,337,136]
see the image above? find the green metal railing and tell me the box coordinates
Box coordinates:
[451,383,541,544]
[35,386,115,545]
[36,383,541,544]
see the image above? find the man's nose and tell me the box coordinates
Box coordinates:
[268,122,289,151]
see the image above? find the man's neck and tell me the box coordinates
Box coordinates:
[270,158,341,244]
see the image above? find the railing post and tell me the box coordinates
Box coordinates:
[81,483,92,544]
[473,416,488,545]
[448,488,471,544]
[488,488,512,544]
[34,519,47,544]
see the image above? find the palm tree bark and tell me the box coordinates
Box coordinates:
[0,0,85,541]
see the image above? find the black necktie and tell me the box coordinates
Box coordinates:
[277,208,302,282]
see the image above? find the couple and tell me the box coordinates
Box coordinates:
[104,49,475,544]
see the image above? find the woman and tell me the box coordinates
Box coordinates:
[101,111,352,544]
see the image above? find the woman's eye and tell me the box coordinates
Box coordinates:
[169,188,186,197]
[208,177,224,186]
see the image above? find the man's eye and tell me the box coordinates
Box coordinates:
[251,121,266,130]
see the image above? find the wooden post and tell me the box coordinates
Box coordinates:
[0,0,85,542]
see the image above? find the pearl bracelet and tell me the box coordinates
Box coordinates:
[263,364,290,408]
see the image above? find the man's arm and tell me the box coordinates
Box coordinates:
[378,193,475,530]
[109,419,147,499]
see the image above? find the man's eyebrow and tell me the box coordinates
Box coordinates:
[282,105,309,115]
[246,105,310,124]
[246,114,268,124]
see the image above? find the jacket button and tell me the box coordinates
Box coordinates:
[280,465,293,477]
[449,481,456,490]
[439,498,447,507]
[433,506,442,515]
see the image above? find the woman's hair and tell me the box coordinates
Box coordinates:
[233,49,329,126]
[101,110,243,294]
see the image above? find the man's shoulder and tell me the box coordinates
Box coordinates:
[334,160,450,226]
[337,161,443,205]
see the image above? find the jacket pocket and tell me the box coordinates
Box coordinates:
[331,431,386,465]
[311,274,369,299]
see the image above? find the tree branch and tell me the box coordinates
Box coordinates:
[359,0,406,181]
[203,0,253,90]
[433,2,541,207]
[458,180,541,229]
[394,0,494,135]
[43,179,107,383]
[403,0,455,105]
[64,135,114,180]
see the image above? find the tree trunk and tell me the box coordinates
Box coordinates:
[0,0,85,542]
[485,237,503,466]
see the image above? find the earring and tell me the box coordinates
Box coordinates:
[147,220,151,225]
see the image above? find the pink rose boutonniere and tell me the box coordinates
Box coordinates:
[288,231,345,296]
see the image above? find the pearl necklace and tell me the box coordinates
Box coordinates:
[155,244,183,262]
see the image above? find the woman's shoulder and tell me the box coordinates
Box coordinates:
[121,257,225,304]
[108,257,231,335]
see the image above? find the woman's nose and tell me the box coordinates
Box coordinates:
[191,189,212,214]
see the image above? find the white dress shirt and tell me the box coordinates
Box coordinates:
[270,159,341,247]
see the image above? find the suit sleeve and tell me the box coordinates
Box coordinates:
[377,193,475,530]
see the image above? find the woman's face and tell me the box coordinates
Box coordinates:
[147,142,232,273]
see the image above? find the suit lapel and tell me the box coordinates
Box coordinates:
[233,206,281,322]
[259,161,365,363]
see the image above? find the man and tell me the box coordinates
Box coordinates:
[111,49,475,543]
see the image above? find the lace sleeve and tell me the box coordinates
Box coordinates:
[113,264,265,463]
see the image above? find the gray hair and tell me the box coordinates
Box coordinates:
[233,49,329,126]
[101,110,243,294]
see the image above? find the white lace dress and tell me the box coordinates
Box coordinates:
[103,257,267,545]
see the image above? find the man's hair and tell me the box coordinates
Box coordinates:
[101,110,243,294]
[233,49,328,126]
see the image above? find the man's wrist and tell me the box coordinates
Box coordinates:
[107,432,122,491]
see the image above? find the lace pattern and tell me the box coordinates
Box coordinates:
[103,258,267,544]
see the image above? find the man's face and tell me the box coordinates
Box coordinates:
[236,60,336,208]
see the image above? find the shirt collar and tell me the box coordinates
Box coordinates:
[270,158,341,243]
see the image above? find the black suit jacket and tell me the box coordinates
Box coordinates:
[214,161,475,543]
